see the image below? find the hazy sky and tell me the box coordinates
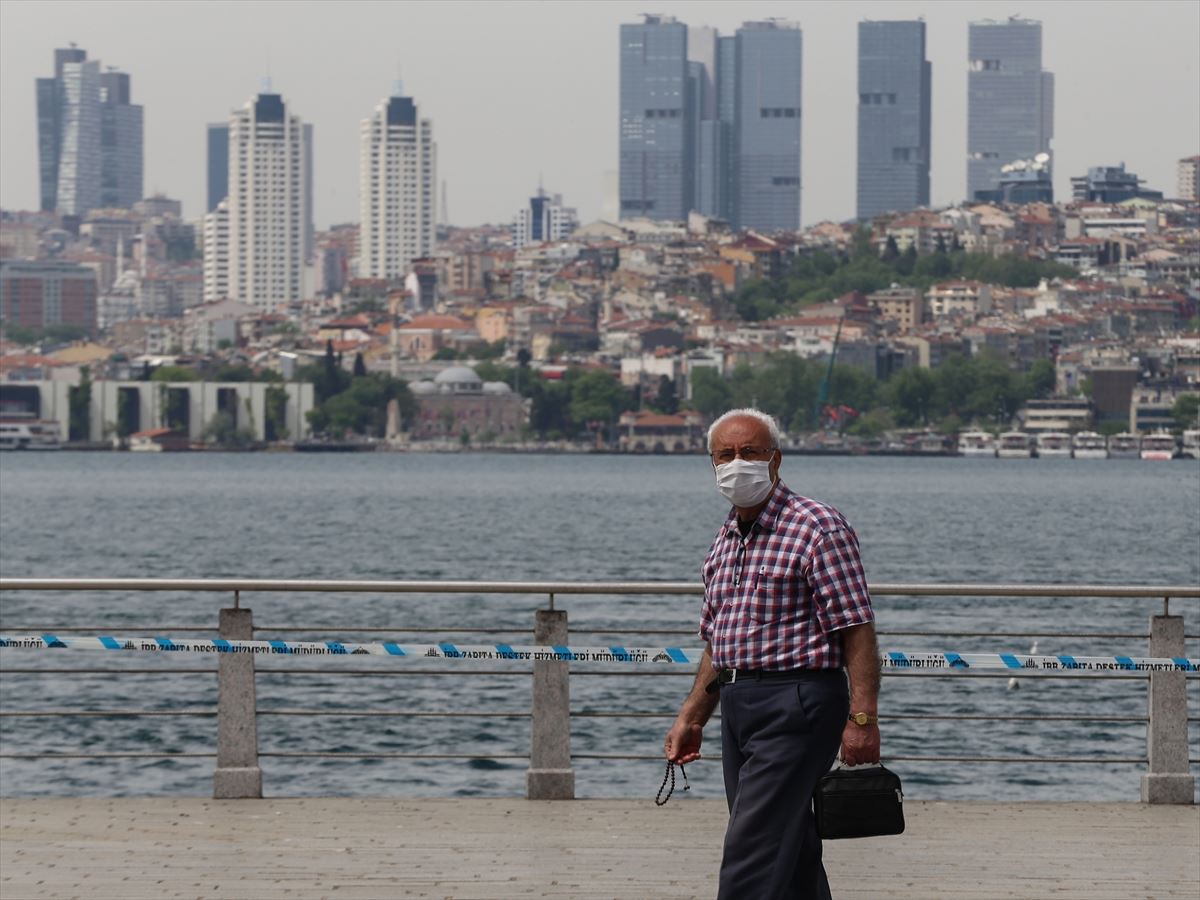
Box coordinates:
[2,0,1197,230]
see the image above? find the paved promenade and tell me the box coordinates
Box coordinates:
[1,797,1197,899]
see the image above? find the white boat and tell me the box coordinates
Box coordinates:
[957,431,996,457]
[1071,431,1108,459]
[0,418,62,450]
[1107,432,1141,459]
[1035,432,1072,459]
[1181,429,1200,460]
[1139,432,1176,461]
[996,431,1033,458]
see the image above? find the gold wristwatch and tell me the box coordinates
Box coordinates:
[848,712,878,726]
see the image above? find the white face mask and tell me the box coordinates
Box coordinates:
[714,458,774,508]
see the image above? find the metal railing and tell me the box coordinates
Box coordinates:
[0,578,1197,803]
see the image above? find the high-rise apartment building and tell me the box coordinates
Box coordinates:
[619,16,803,232]
[619,15,692,222]
[203,92,311,308]
[1178,156,1200,200]
[0,259,98,335]
[856,20,931,221]
[206,124,229,213]
[358,89,436,282]
[36,46,142,216]
[511,188,578,249]
[967,18,1054,202]
[733,21,804,233]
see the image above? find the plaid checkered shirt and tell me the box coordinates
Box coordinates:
[699,479,874,671]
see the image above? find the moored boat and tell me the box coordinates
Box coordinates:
[1035,432,1072,459]
[996,431,1033,459]
[1071,431,1108,460]
[1139,432,1176,461]
[957,431,996,457]
[0,417,61,450]
[1107,432,1140,459]
[1181,429,1200,460]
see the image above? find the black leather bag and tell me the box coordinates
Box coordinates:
[812,764,905,840]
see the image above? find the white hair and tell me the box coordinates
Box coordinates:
[706,408,783,453]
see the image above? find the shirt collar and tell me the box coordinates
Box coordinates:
[722,478,790,538]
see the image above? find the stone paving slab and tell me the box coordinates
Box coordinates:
[1,798,1197,899]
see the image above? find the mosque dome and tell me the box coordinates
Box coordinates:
[482,382,513,395]
[432,366,483,394]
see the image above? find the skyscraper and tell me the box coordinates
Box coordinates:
[856,20,931,221]
[98,71,143,209]
[733,21,803,232]
[206,123,229,213]
[967,18,1054,202]
[619,15,692,222]
[204,91,310,308]
[358,87,436,281]
[36,46,142,216]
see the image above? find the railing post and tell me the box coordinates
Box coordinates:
[213,606,262,799]
[1140,614,1194,804]
[527,607,574,799]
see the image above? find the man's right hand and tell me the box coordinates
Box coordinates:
[664,720,704,764]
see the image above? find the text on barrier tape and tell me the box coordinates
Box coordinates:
[0,636,1196,672]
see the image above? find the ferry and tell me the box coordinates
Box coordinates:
[1139,432,1177,461]
[1071,431,1108,460]
[1107,433,1141,459]
[996,431,1033,459]
[957,431,996,457]
[1181,429,1200,460]
[0,418,62,450]
[1035,432,1072,459]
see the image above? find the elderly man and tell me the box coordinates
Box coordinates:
[664,407,881,900]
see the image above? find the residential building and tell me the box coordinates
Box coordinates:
[619,15,692,222]
[511,188,578,249]
[733,20,803,232]
[0,259,98,335]
[36,46,142,215]
[201,200,229,302]
[966,18,1054,201]
[868,285,924,332]
[926,281,993,319]
[358,87,437,281]
[856,20,931,221]
[1177,155,1200,200]
[206,124,229,212]
[207,91,312,309]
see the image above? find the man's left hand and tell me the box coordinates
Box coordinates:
[840,720,880,766]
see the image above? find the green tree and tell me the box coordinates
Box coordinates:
[651,375,678,414]
[567,369,630,434]
[68,366,92,441]
[1172,393,1200,431]
[353,352,368,376]
[150,365,199,382]
[689,367,732,419]
[306,374,416,438]
[884,366,937,426]
[1024,359,1057,400]
[203,411,256,448]
[2,323,39,345]
[264,385,290,441]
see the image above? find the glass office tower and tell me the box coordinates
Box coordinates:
[733,21,803,232]
[619,15,692,221]
[967,18,1054,201]
[856,20,931,221]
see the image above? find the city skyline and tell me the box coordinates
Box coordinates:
[1,0,1197,229]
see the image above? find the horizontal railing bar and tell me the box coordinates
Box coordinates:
[0,752,215,758]
[3,578,1198,598]
[6,625,1169,642]
[0,710,1170,724]
[573,754,1154,764]
[0,710,217,717]
[1,667,1172,682]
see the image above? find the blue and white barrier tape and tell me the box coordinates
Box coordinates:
[0,636,1196,672]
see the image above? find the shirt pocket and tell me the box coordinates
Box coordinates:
[748,571,801,623]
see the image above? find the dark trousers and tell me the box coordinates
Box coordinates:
[718,670,849,900]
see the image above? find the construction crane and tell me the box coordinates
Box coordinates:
[812,316,844,430]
